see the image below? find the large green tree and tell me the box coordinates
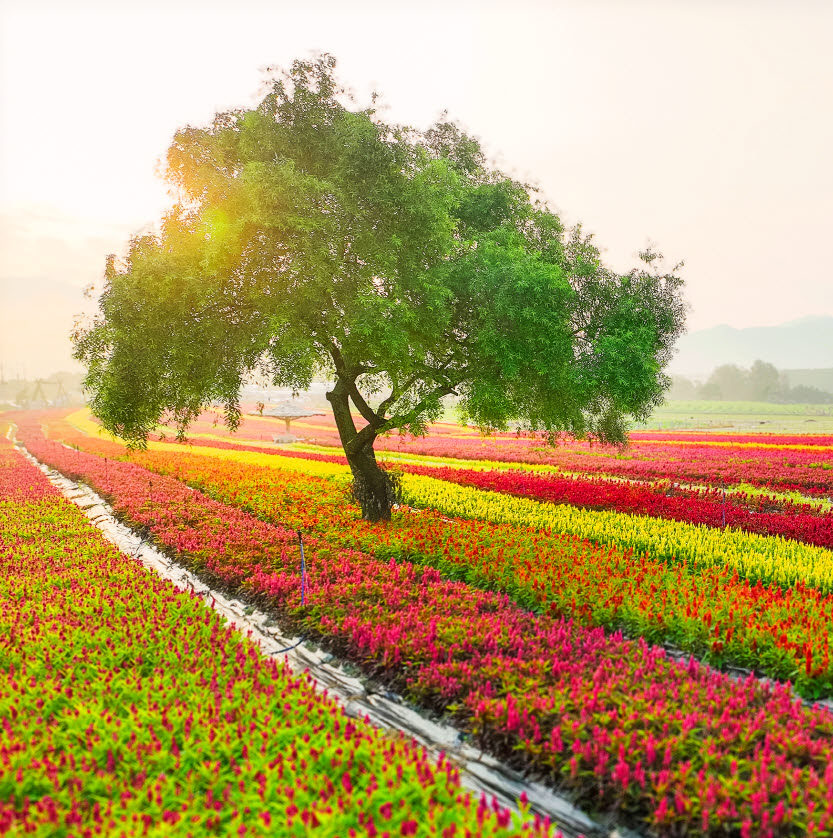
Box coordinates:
[74,55,687,521]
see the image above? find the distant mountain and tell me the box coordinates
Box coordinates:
[669,316,833,377]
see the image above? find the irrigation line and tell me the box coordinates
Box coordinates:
[271,530,308,654]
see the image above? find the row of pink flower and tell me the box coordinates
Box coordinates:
[15,415,833,836]
[0,432,541,837]
[400,465,833,549]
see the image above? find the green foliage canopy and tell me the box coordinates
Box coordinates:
[75,55,687,518]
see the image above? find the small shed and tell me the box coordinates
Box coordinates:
[260,400,325,440]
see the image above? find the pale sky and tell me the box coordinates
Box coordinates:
[1,0,831,378]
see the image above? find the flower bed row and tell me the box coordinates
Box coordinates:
[0,433,545,837]
[629,432,833,447]
[322,431,832,496]
[399,474,833,594]
[30,413,833,698]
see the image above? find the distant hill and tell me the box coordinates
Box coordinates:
[669,316,833,376]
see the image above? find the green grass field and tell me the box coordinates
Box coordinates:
[634,401,833,433]
[435,399,833,434]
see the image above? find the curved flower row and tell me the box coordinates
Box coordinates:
[285,429,831,495]
[385,439,833,495]
[0,434,539,837]
[400,474,833,593]
[13,417,833,836]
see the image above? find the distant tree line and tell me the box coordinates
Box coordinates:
[669,361,833,403]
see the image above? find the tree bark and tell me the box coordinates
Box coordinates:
[326,377,394,522]
[344,437,395,522]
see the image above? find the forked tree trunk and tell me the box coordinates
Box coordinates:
[326,378,395,522]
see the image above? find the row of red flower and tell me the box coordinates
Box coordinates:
[373,438,833,495]
[399,465,833,549]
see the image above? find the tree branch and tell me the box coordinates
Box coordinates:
[328,340,385,428]
[377,383,456,436]
[377,372,421,417]
[347,420,380,453]
[346,380,384,428]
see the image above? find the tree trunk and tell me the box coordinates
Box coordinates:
[344,439,395,522]
[326,378,394,522]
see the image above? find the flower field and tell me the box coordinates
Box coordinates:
[1,429,557,836]
[78,408,833,512]
[23,412,833,696]
[98,422,833,548]
[181,410,833,495]
[56,416,833,568]
[9,410,833,835]
[124,408,833,503]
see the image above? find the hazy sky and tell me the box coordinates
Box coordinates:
[1,0,831,378]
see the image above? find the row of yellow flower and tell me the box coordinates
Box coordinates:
[67,409,566,474]
[618,438,833,453]
[400,473,833,592]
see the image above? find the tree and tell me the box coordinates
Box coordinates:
[747,360,781,402]
[667,375,699,400]
[74,55,687,521]
[781,384,833,405]
[699,364,748,401]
